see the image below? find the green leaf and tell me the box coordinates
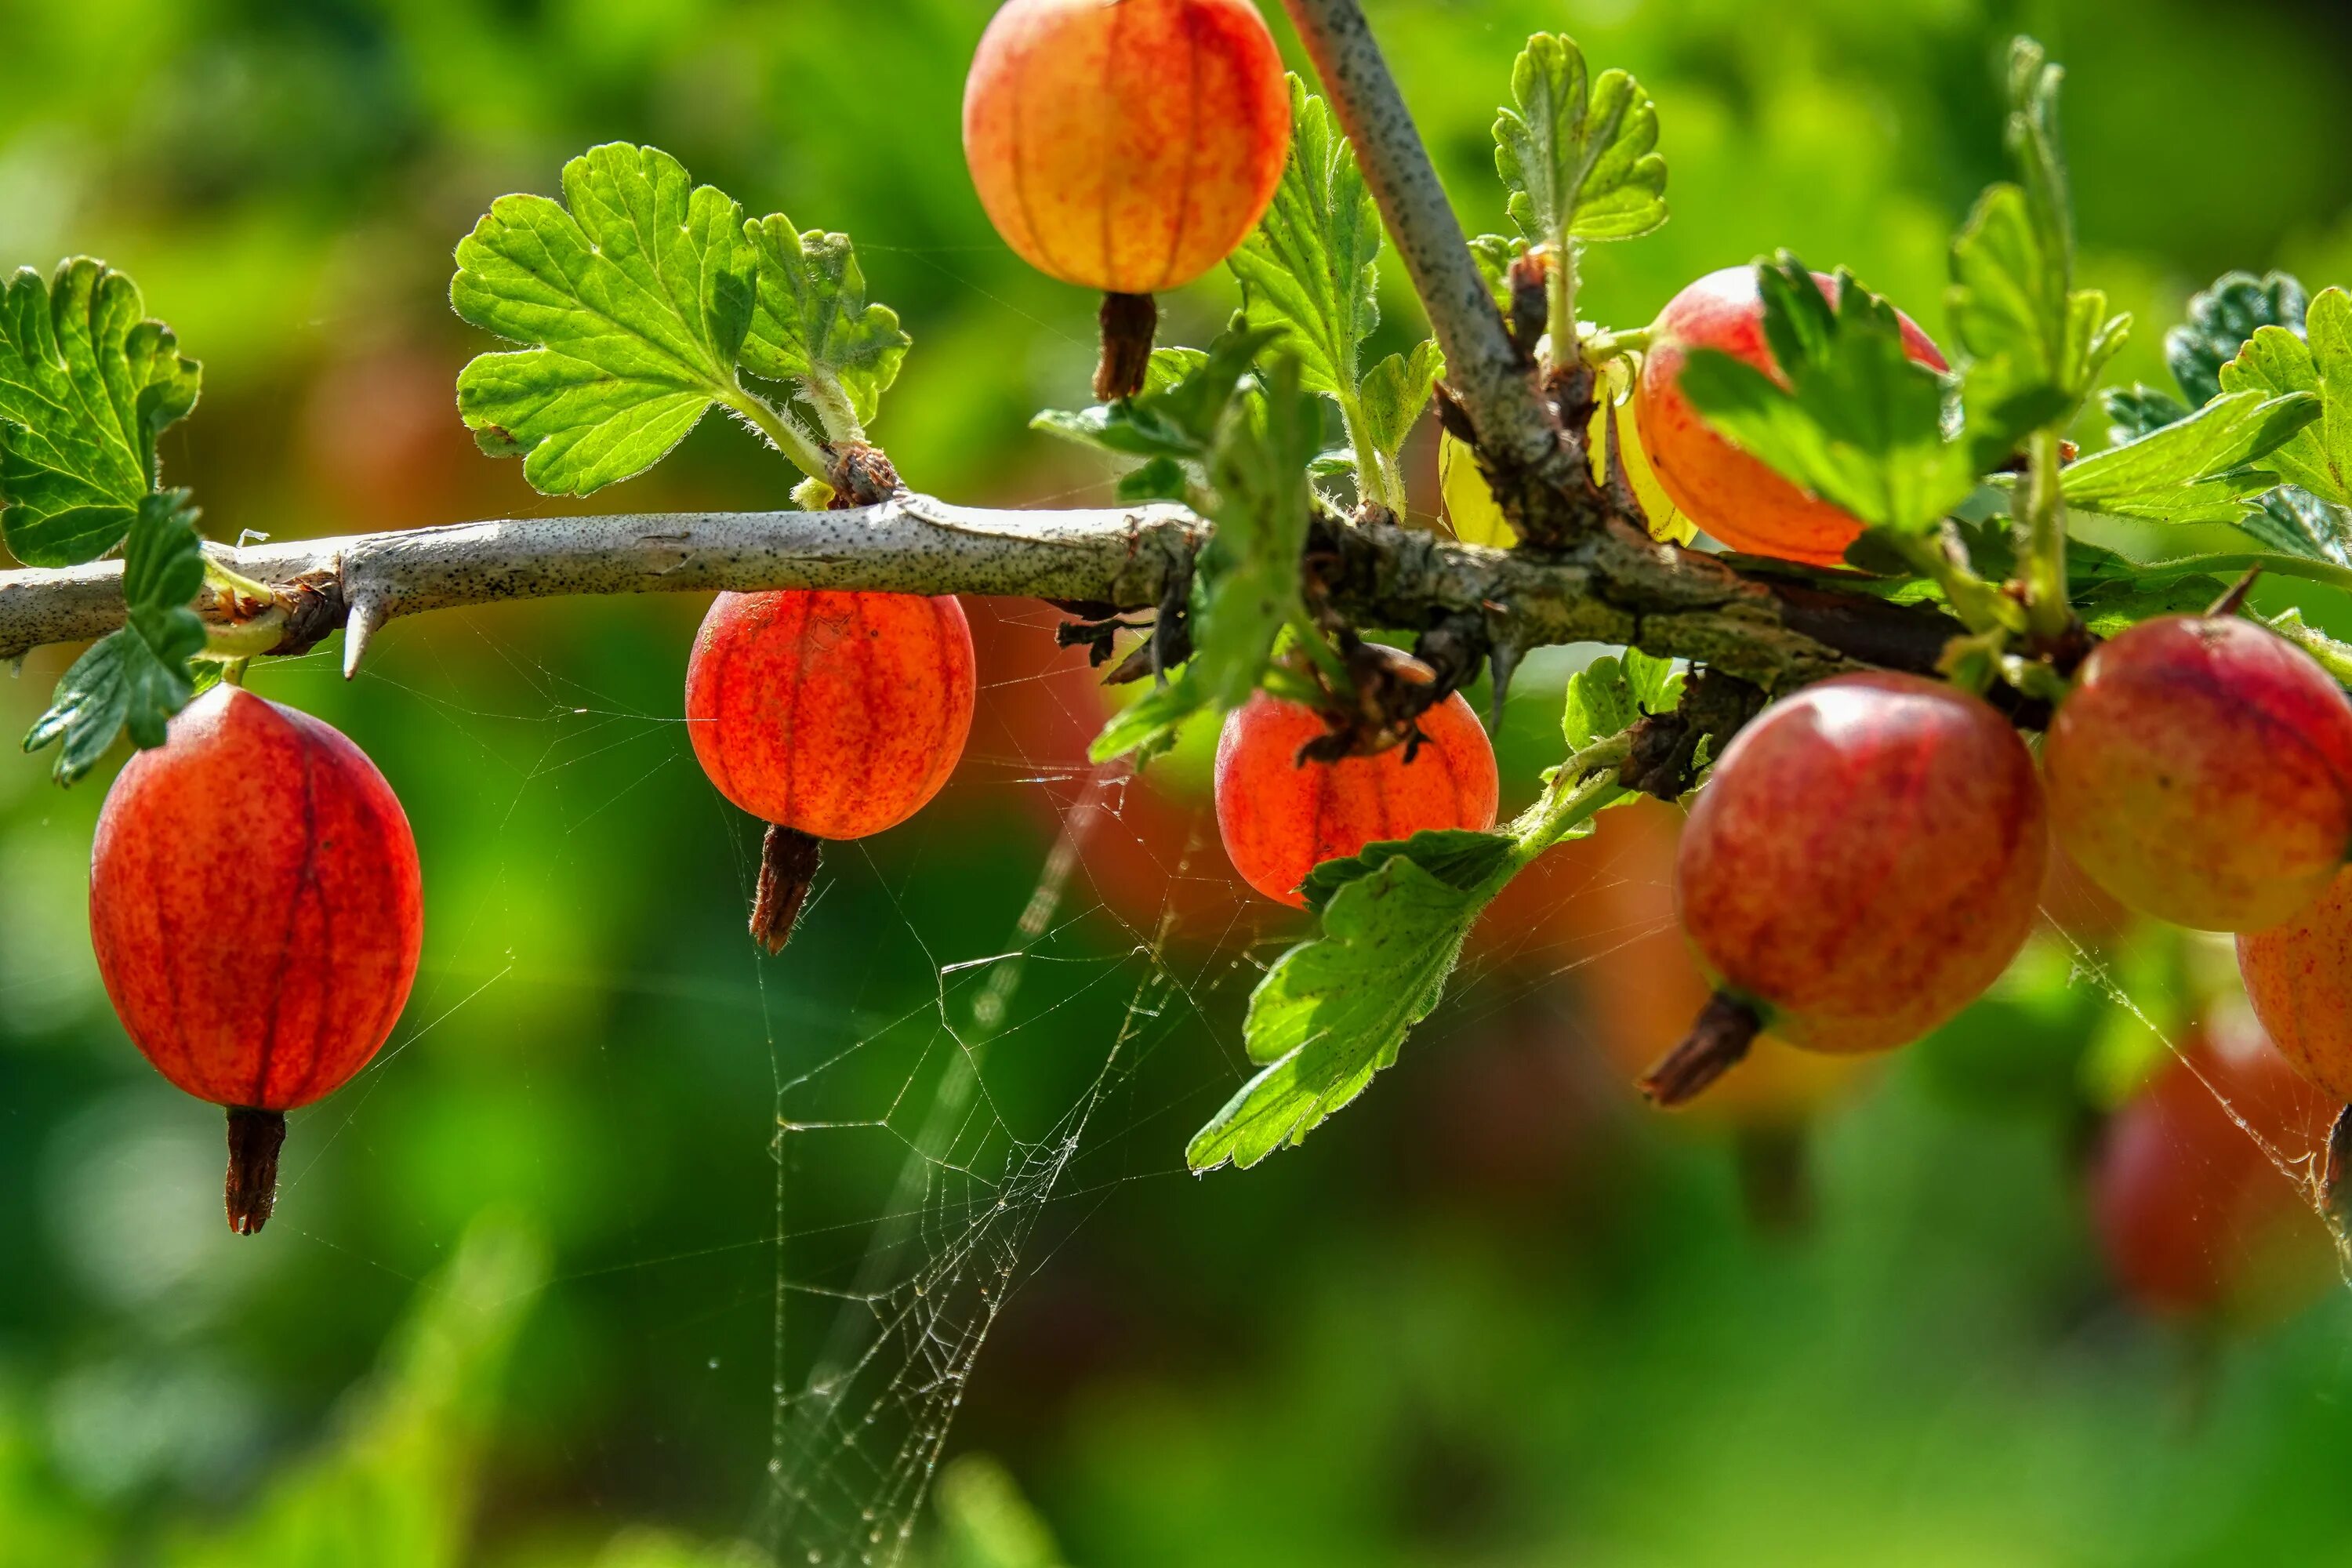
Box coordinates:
[450,143,766,495]
[1680,257,1969,534]
[740,213,909,436]
[2169,270,2307,407]
[24,490,205,782]
[1227,78,1382,402]
[1187,849,1490,1172]
[1299,827,1517,915]
[1563,648,1682,753]
[1467,234,1530,310]
[1032,334,1269,463]
[2060,388,2321,521]
[1493,33,1668,248]
[1086,354,1319,764]
[1355,340,1443,471]
[2102,383,2190,445]
[2243,485,2352,566]
[1116,456,1191,504]
[0,259,201,567]
[2218,286,2352,507]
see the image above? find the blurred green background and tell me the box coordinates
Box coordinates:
[9,0,2352,1564]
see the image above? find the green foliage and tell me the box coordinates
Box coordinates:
[23,491,206,783]
[741,213,909,437]
[1227,79,1435,512]
[2170,270,2308,406]
[1492,33,1668,246]
[1033,339,1255,470]
[2219,286,2352,506]
[2059,387,2319,521]
[1187,833,1501,1172]
[1563,648,1681,753]
[1678,257,1968,534]
[1087,353,1318,765]
[0,258,200,568]
[452,143,768,494]
[1945,43,2127,448]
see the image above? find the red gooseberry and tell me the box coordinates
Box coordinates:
[963,0,1290,400]
[1214,671,1499,909]
[685,589,976,951]
[2092,1025,2338,1322]
[1644,671,2045,1103]
[1635,265,1948,568]
[2045,615,2352,932]
[88,684,424,1235]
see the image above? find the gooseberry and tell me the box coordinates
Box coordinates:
[1214,670,1499,909]
[88,685,424,1236]
[1646,671,2045,1102]
[2045,614,2352,932]
[962,0,1289,400]
[1635,265,1948,567]
[2092,1025,2336,1321]
[685,589,976,951]
[2238,866,2352,1109]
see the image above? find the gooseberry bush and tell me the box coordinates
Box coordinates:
[6,0,2352,1266]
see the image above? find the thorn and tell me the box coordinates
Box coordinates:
[1486,635,1520,733]
[2325,1105,2352,1229]
[343,597,386,680]
[2208,565,2262,619]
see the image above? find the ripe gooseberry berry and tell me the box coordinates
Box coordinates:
[2044,614,2352,932]
[2092,1025,2337,1322]
[1214,660,1499,908]
[962,0,1289,401]
[686,589,976,952]
[1644,671,2046,1104]
[88,684,424,1235]
[1634,265,1948,567]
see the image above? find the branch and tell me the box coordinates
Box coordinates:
[0,495,1968,690]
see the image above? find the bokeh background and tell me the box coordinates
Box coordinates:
[9,1,2352,1564]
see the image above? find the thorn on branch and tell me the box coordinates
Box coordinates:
[342,596,387,680]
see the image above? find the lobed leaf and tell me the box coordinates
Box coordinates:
[1355,340,1443,472]
[1299,827,1517,915]
[740,213,909,434]
[1679,256,1969,535]
[1033,336,1265,466]
[1187,849,1490,1172]
[2169,270,2307,408]
[0,259,201,567]
[2060,387,2320,522]
[451,143,761,495]
[24,491,206,782]
[2242,485,2352,566]
[1563,648,1681,753]
[1492,34,1667,248]
[2102,383,2190,446]
[2218,287,2352,507]
[1226,78,1382,402]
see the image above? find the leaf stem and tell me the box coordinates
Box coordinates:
[2021,427,2071,639]
[200,553,276,608]
[202,607,286,659]
[1581,323,1653,363]
[722,384,831,481]
[1886,532,2016,637]
[800,371,867,447]
[1548,240,1578,373]
[1511,732,1629,861]
[1334,390,1401,516]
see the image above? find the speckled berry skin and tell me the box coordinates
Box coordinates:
[685,590,975,840]
[962,0,1290,294]
[2239,867,2352,1103]
[1675,672,2045,1054]
[2045,615,2352,932]
[1635,266,1947,567]
[1214,684,1499,909]
[89,686,423,1111]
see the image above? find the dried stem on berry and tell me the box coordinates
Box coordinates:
[751,824,826,955]
[1639,991,1763,1107]
[225,1106,288,1236]
[1094,292,1158,402]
